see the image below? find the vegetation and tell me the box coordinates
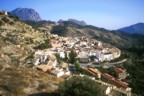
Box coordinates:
[122,47,144,96]
[8,15,19,21]
[0,20,4,26]
[34,39,52,50]
[68,50,77,64]
[124,61,144,96]
[2,17,10,23]
[59,76,105,96]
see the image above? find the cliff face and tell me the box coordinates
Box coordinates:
[10,8,42,21]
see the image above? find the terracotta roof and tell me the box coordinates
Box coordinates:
[50,40,60,44]
[87,68,101,74]
[110,79,128,88]
[114,67,124,73]
[36,65,52,72]
[102,73,114,80]
[86,69,96,76]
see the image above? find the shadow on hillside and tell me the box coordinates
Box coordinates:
[28,92,60,96]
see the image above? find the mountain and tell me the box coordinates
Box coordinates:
[68,19,87,26]
[118,23,144,34]
[10,8,42,21]
[57,19,87,26]
[50,21,144,48]
[25,20,144,48]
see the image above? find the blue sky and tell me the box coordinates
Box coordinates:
[0,0,144,30]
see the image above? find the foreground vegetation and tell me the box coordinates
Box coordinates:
[122,47,144,96]
[59,76,105,96]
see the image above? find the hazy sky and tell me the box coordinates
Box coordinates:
[0,0,144,30]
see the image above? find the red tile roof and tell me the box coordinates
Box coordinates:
[114,67,124,73]
[102,73,114,80]
[50,40,60,44]
[86,69,96,76]
[110,79,128,88]
[87,68,101,74]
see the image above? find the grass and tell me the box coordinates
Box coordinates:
[0,65,63,95]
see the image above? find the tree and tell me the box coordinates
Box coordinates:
[68,50,77,64]
[59,76,105,96]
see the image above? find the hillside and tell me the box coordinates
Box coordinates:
[11,8,42,21]
[24,20,56,32]
[28,20,144,48]
[68,19,87,26]
[118,23,144,34]
[25,20,144,48]
[0,11,62,95]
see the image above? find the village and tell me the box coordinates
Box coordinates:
[26,34,131,96]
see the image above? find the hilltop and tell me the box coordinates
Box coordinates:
[118,23,144,34]
[10,8,42,21]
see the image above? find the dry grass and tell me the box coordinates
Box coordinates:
[0,65,63,95]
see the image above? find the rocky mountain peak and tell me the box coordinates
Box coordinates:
[10,8,42,21]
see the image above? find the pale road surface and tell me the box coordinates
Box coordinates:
[80,59,127,68]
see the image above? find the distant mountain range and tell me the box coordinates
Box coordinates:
[118,23,144,34]
[10,8,41,21]
[9,7,144,48]
[68,19,87,26]
[57,19,87,26]
[25,20,144,48]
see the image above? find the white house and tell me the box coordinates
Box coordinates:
[34,59,40,66]
[51,69,64,78]
[105,86,112,95]
[59,51,65,58]
[35,50,42,55]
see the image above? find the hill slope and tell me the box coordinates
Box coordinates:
[10,8,42,21]
[0,12,62,95]
[50,21,144,48]
[118,23,144,34]
[68,19,87,26]
[25,20,144,48]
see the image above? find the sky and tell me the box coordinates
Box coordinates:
[0,0,144,30]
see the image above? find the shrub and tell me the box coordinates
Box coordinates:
[59,76,105,96]
[2,17,10,23]
[9,21,14,25]
[0,20,4,26]
[34,40,52,50]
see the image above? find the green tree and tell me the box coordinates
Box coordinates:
[68,50,77,64]
[124,61,144,96]
[59,76,105,96]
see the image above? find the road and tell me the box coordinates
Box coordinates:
[80,59,127,68]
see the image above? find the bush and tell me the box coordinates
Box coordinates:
[9,21,14,25]
[0,20,4,26]
[2,17,10,23]
[124,61,144,96]
[34,40,52,50]
[68,50,77,64]
[59,76,105,96]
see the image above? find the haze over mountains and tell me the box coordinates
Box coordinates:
[118,23,144,34]
[10,8,144,35]
[9,8,144,48]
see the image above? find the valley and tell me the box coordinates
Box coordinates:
[0,8,144,96]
